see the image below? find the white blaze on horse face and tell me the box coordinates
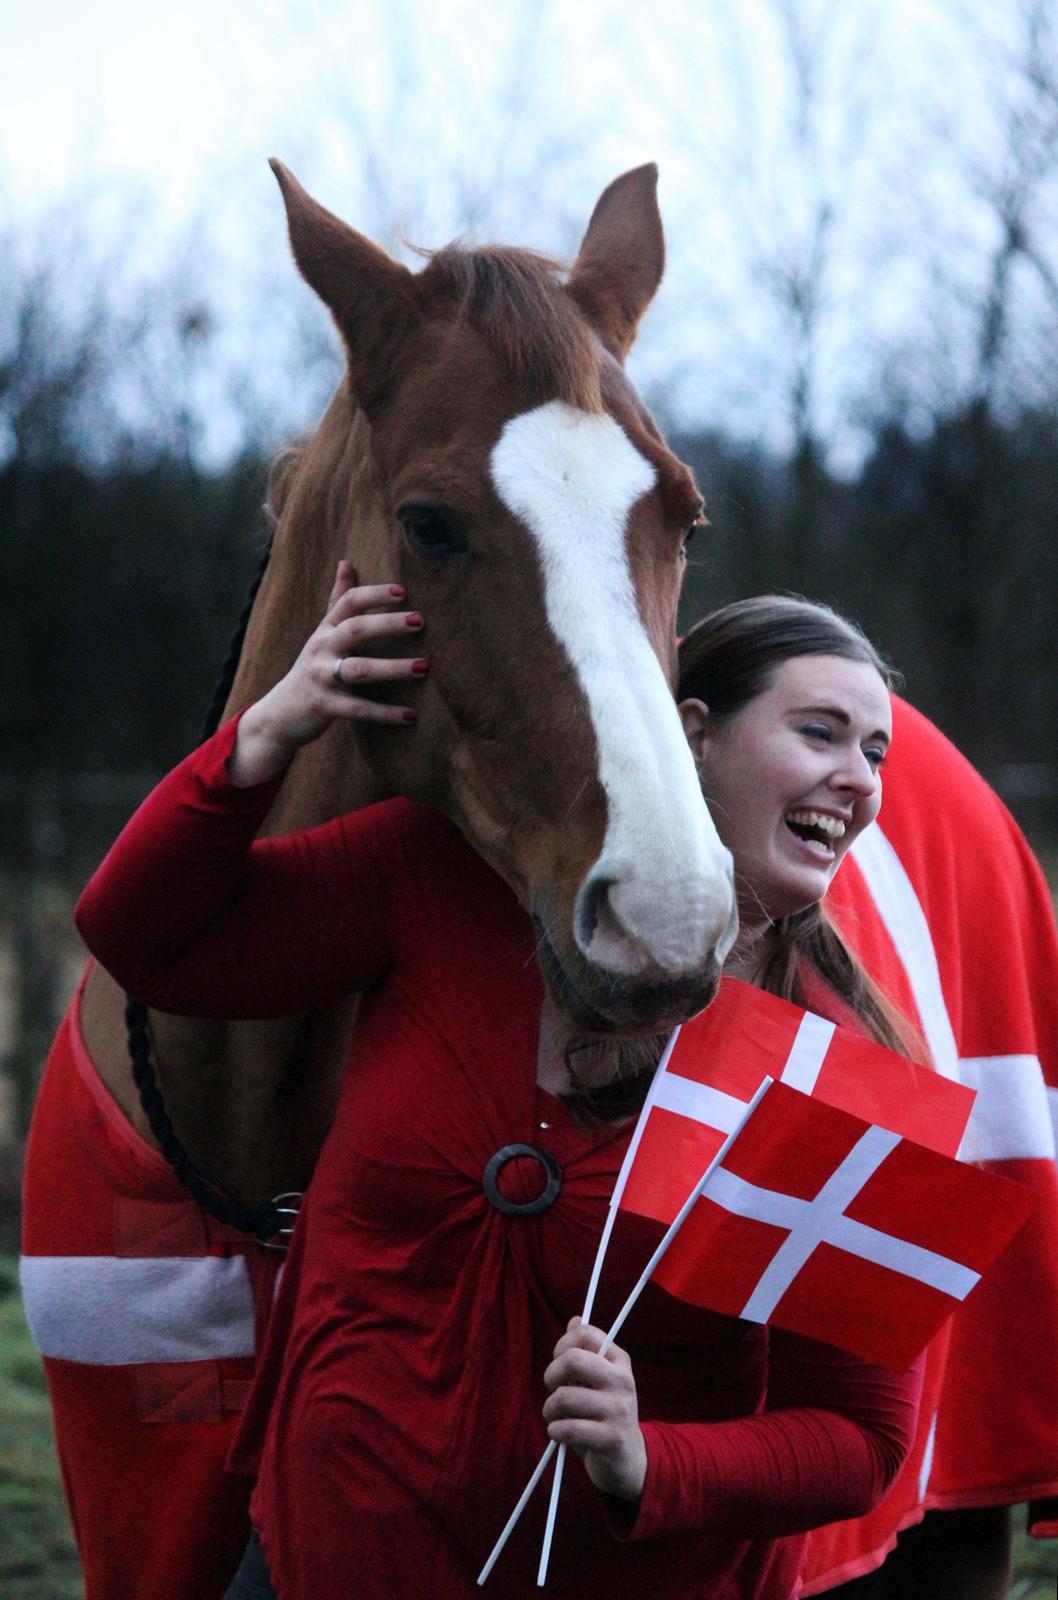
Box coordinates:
[490,400,735,976]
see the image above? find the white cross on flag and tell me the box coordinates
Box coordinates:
[650,1079,1037,1371]
[617,979,975,1230]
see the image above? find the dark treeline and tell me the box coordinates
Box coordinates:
[2,453,265,775]
[3,394,1057,891]
[0,455,267,881]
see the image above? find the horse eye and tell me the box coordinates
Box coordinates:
[682,509,706,549]
[398,505,467,557]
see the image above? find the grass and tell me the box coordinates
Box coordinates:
[0,1257,82,1600]
[1011,1522,1057,1600]
[0,1254,1053,1598]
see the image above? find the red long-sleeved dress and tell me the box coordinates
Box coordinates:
[76,717,921,1600]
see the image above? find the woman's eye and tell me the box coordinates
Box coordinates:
[864,747,887,770]
[398,505,467,557]
[801,723,832,743]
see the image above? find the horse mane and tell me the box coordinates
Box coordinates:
[422,244,605,413]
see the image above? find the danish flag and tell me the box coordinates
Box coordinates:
[648,1078,1037,1371]
[491,982,1036,1589]
[616,978,975,1230]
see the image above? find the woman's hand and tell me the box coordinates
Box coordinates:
[230,562,427,786]
[542,1318,648,1503]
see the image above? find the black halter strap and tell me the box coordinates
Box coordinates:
[122,532,290,1241]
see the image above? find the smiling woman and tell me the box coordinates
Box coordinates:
[677,594,915,1058]
[682,654,890,924]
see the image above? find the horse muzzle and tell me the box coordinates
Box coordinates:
[532,916,725,1034]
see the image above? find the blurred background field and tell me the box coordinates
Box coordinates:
[3,0,1058,1591]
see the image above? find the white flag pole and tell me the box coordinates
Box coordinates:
[582,1025,682,1315]
[535,1445,567,1587]
[476,1439,558,1586]
[533,1029,684,1586]
[479,1075,774,1588]
[533,1077,773,1587]
[476,1026,682,1588]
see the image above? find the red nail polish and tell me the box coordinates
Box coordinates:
[402,709,418,724]
[411,659,429,675]
[405,612,423,628]
[389,584,406,598]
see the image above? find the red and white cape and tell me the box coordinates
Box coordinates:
[802,698,1058,1591]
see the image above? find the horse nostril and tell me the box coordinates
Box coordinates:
[575,871,655,975]
[576,873,614,949]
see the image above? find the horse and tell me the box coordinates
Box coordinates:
[78,161,741,1207]
[20,161,737,1600]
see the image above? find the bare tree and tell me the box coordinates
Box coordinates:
[0,194,122,466]
[874,0,1058,754]
[220,0,608,457]
[608,0,892,595]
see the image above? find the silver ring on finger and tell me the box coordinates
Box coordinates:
[332,656,348,688]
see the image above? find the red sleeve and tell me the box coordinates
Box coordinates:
[75,715,398,1017]
[622,1334,923,1542]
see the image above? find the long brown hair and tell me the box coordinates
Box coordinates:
[678,595,922,1060]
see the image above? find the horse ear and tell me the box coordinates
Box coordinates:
[565,164,665,363]
[270,160,419,408]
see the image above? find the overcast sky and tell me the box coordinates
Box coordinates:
[0,0,1044,468]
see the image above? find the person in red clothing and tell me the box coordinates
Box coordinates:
[75,579,921,1600]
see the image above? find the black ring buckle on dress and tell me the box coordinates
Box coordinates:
[482,1144,562,1217]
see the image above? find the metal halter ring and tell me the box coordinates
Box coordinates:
[259,1191,304,1251]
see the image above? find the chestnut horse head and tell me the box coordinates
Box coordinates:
[260,162,736,1033]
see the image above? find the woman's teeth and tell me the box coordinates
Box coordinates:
[785,809,846,841]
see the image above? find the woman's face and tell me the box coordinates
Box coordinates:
[679,654,892,931]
